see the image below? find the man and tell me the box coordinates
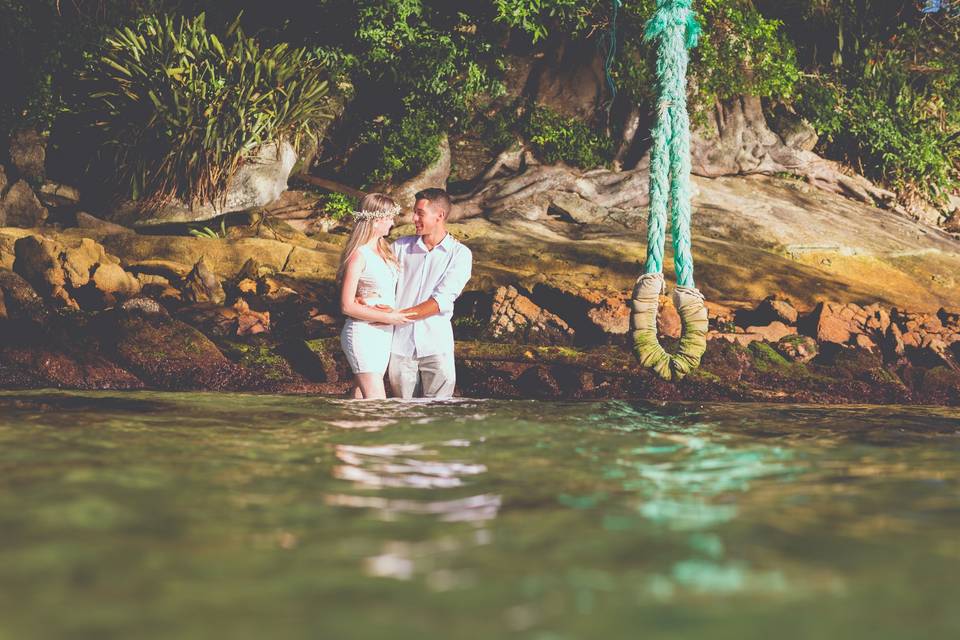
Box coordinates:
[388,188,473,398]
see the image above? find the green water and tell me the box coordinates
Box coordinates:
[1,392,958,639]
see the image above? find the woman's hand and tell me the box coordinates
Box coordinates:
[383,310,415,325]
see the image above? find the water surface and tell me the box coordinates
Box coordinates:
[1,391,959,639]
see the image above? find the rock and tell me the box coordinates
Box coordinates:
[939,307,960,332]
[774,335,818,363]
[98,297,256,390]
[745,321,796,343]
[182,256,226,305]
[233,298,270,336]
[550,192,611,225]
[0,268,49,327]
[37,181,80,208]
[90,263,142,305]
[13,234,139,310]
[112,141,298,226]
[657,296,682,339]
[805,301,860,345]
[98,234,322,278]
[854,333,876,351]
[390,134,451,219]
[709,331,764,347]
[945,211,960,233]
[863,303,891,336]
[127,259,191,283]
[0,180,48,227]
[754,296,798,325]
[489,285,574,345]
[8,128,46,180]
[13,235,71,307]
[76,211,132,234]
[768,104,819,152]
[235,257,273,281]
[62,238,112,289]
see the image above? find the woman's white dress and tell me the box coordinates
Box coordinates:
[340,244,399,374]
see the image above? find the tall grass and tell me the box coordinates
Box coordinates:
[87,13,332,208]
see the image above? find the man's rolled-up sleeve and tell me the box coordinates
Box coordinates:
[430,246,473,314]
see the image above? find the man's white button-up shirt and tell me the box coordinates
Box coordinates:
[390,233,473,358]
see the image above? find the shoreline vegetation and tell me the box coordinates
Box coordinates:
[0,2,958,403]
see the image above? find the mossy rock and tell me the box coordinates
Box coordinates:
[218,338,300,384]
[917,367,960,405]
[97,305,258,390]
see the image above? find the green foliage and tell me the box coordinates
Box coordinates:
[523,106,611,168]
[320,192,358,220]
[308,0,504,184]
[357,106,445,186]
[86,13,332,206]
[494,0,598,41]
[0,1,168,132]
[790,11,960,206]
[189,218,227,239]
[695,0,800,105]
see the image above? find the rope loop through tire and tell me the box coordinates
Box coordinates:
[629,273,708,381]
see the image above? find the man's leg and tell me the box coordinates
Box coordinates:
[419,352,456,398]
[387,353,420,399]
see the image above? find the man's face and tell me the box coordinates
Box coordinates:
[413,198,444,236]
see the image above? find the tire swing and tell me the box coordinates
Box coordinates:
[630,0,708,381]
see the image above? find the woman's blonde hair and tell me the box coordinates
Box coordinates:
[336,193,402,283]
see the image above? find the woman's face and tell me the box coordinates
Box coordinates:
[373,215,394,237]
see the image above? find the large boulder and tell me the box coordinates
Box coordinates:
[111,141,298,227]
[8,128,46,180]
[13,234,141,309]
[95,297,258,390]
[0,180,48,227]
[390,134,451,219]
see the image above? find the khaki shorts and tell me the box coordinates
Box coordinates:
[387,352,456,399]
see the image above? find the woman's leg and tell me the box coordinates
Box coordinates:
[355,372,387,399]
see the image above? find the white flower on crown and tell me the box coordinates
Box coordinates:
[351,203,402,221]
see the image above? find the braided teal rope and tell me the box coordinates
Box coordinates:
[642,0,701,288]
[602,0,622,109]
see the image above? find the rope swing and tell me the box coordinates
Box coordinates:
[630,0,709,381]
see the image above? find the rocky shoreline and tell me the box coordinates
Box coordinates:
[1,226,957,405]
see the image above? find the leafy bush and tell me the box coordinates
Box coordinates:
[320,192,358,220]
[86,13,332,206]
[523,106,611,168]
[355,105,446,186]
[792,17,960,206]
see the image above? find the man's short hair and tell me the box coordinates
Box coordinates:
[414,188,452,217]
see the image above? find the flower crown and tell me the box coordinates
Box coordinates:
[351,203,402,221]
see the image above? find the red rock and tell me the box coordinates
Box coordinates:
[657,295,681,338]
[814,305,852,344]
[745,321,796,343]
[854,334,875,351]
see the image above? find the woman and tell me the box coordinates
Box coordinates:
[338,193,413,399]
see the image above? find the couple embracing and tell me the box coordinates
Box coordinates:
[337,188,473,400]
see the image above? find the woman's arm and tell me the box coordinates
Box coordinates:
[340,251,413,324]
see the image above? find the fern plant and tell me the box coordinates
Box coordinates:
[87,13,333,208]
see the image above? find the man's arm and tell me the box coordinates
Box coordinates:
[401,245,473,319]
